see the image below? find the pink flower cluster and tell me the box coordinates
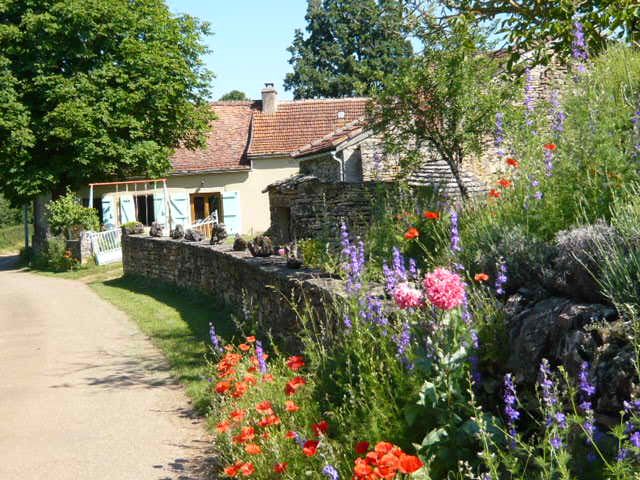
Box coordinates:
[393,282,424,309]
[423,268,466,310]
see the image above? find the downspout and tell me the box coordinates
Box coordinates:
[331,151,343,182]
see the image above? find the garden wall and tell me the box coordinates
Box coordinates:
[122,234,347,341]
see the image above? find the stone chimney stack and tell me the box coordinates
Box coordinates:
[261,82,278,114]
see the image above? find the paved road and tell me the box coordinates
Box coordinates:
[0,256,212,479]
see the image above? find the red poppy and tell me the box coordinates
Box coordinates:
[285,431,297,439]
[285,376,306,395]
[375,442,394,455]
[423,211,440,220]
[245,336,256,343]
[232,381,249,398]
[258,415,281,427]
[506,157,520,168]
[224,462,244,477]
[239,462,255,476]
[229,409,247,423]
[262,373,275,383]
[286,355,305,371]
[498,178,512,188]
[302,439,320,457]
[285,400,300,412]
[355,441,370,454]
[215,380,232,395]
[245,443,262,455]
[232,426,255,444]
[255,401,274,415]
[274,463,288,474]
[239,343,251,351]
[312,420,329,437]
[216,420,232,433]
[474,273,489,283]
[488,189,501,198]
[404,227,420,240]
[398,454,424,474]
[544,143,557,151]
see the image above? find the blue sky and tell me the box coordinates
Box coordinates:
[166,1,308,101]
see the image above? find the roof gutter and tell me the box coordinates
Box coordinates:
[170,167,251,176]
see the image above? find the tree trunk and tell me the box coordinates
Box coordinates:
[32,192,52,255]
[447,155,469,200]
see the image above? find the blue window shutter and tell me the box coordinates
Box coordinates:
[153,193,167,226]
[169,191,191,228]
[102,194,116,228]
[119,194,135,224]
[223,191,241,235]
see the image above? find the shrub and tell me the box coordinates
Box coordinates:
[33,237,78,272]
[46,190,99,239]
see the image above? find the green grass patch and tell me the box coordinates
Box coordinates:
[90,274,236,415]
[0,224,28,254]
[34,261,124,282]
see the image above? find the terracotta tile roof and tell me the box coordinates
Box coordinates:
[248,98,370,156]
[291,120,365,158]
[171,101,259,173]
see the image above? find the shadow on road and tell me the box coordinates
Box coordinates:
[0,255,20,271]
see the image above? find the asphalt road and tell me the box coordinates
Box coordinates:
[0,256,211,479]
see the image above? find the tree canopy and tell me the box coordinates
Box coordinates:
[423,0,640,67]
[0,0,215,206]
[284,0,414,99]
[219,90,249,101]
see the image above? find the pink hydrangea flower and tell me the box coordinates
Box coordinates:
[423,268,466,310]
[393,282,424,309]
[277,248,286,256]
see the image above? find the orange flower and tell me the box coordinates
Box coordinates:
[285,400,300,412]
[488,189,501,198]
[285,376,306,396]
[258,415,281,427]
[498,178,512,188]
[355,441,370,454]
[544,143,557,151]
[404,227,420,240]
[375,442,394,455]
[232,381,249,398]
[312,420,329,437]
[474,273,489,283]
[224,462,244,477]
[506,157,520,168]
[239,343,251,351]
[229,409,247,423]
[232,426,255,444]
[302,439,319,456]
[245,336,256,343]
[274,463,288,474]
[215,380,232,395]
[398,454,424,474]
[423,211,440,220]
[286,355,305,371]
[285,431,297,439]
[354,458,373,477]
[216,420,232,433]
[262,373,275,383]
[378,452,400,477]
[239,462,255,476]
[244,375,258,386]
[256,401,274,415]
[245,443,262,455]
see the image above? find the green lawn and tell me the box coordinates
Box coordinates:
[0,224,28,254]
[90,273,236,414]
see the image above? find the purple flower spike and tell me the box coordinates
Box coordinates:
[255,340,267,374]
[209,322,222,353]
[450,208,462,253]
[503,373,520,448]
[495,259,508,295]
[322,465,340,480]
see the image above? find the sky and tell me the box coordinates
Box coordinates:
[166,1,308,101]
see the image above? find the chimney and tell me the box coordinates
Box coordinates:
[261,82,278,114]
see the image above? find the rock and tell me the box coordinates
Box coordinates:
[232,235,247,251]
[149,222,164,237]
[210,223,228,245]
[184,229,203,242]
[248,235,274,257]
[285,242,302,269]
[547,222,619,303]
[170,224,184,239]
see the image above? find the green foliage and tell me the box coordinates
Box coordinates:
[219,90,249,101]
[46,190,100,238]
[299,238,342,274]
[0,194,22,226]
[373,15,517,198]
[33,237,78,272]
[0,0,215,205]
[284,0,413,98]
[0,224,27,253]
[430,0,640,68]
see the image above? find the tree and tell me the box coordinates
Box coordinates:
[372,16,516,198]
[284,0,415,99]
[422,0,640,67]
[219,90,249,101]
[0,0,214,246]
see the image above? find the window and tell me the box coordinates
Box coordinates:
[190,193,222,222]
[134,195,155,226]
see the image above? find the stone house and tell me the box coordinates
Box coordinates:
[84,85,368,235]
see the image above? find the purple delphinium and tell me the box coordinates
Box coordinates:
[340,222,365,294]
[495,112,506,158]
[524,67,536,127]
[360,295,388,327]
[539,359,567,450]
[255,340,268,374]
[572,21,589,73]
[544,148,555,177]
[343,314,352,330]
[621,397,640,457]
[322,465,340,480]
[494,259,508,296]
[209,322,222,353]
[394,320,413,368]
[293,432,307,448]
[579,362,596,433]
[550,90,567,134]
[503,373,520,448]
[450,208,462,253]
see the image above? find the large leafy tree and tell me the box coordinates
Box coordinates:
[421,0,639,67]
[284,0,415,99]
[0,0,214,208]
[219,90,249,101]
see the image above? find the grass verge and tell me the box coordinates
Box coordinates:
[89,273,236,415]
[0,224,28,254]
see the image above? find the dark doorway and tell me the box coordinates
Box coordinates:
[135,195,155,226]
